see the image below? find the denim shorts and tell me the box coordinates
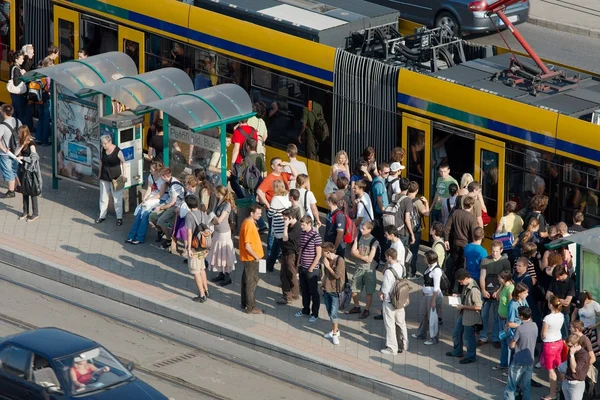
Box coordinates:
[323,292,340,323]
[0,155,17,181]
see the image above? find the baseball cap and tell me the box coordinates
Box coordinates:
[390,162,405,172]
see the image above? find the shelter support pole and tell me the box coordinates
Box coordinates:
[163,115,169,167]
[220,124,227,186]
[575,244,581,292]
[51,81,58,189]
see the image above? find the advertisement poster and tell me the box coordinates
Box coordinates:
[581,250,600,299]
[54,83,101,187]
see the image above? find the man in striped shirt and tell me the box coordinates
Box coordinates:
[295,215,322,323]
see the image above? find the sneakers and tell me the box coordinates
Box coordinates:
[324,330,339,339]
[411,334,425,340]
[308,316,318,323]
[192,296,207,303]
[276,298,289,305]
[424,340,438,345]
[27,215,39,222]
[380,347,398,355]
[4,190,15,198]
[131,240,141,245]
[408,274,418,280]
[332,334,340,345]
[359,310,370,319]
[492,365,508,371]
[294,311,307,317]
[95,217,106,224]
[18,213,28,220]
[247,308,264,315]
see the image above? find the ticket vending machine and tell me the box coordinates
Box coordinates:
[99,112,144,189]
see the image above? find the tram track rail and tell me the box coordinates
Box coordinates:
[0,270,346,400]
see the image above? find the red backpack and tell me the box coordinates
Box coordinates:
[332,209,357,244]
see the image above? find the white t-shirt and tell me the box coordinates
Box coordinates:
[578,300,600,328]
[381,263,404,303]
[285,159,308,189]
[389,239,406,270]
[422,264,443,296]
[356,193,374,228]
[542,312,565,343]
[297,188,317,221]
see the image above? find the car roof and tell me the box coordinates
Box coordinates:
[3,328,98,360]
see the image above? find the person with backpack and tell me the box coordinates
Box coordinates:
[298,100,328,161]
[441,183,458,225]
[321,242,346,346]
[184,194,213,303]
[396,178,414,246]
[412,250,445,345]
[296,174,321,227]
[445,196,478,292]
[239,137,266,195]
[149,168,185,245]
[349,221,379,320]
[386,162,404,202]
[34,57,53,147]
[446,269,483,364]
[324,194,347,258]
[0,104,22,198]
[431,162,459,224]
[478,240,512,348]
[353,179,374,230]
[229,120,258,199]
[380,248,409,355]
[407,181,429,279]
[371,163,390,260]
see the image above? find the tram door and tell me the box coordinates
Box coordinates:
[402,114,431,242]
[475,135,506,243]
[118,26,144,73]
[54,6,79,63]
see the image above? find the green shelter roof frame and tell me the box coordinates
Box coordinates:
[22,51,138,93]
[142,84,255,184]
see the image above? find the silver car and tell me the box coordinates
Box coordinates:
[366,0,529,36]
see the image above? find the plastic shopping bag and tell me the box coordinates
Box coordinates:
[429,308,439,339]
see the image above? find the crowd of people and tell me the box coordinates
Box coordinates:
[2,41,598,399]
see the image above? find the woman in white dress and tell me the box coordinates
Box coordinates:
[208,185,237,286]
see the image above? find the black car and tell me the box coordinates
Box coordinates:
[0,327,168,399]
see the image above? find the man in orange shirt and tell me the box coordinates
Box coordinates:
[256,157,298,270]
[240,203,265,314]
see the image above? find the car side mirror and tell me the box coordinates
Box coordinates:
[46,385,63,395]
[126,362,135,372]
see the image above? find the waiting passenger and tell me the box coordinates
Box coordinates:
[431,163,458,224]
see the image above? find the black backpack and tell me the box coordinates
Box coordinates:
[408,199,422,232]
[240,153,263,192]
[385,178,398,204]
[1,119,20,153]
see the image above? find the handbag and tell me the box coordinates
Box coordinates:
[7,67,26,95]
[111,175,126,191]
[493,217,515,250]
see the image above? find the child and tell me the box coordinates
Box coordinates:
[321,242,346,345]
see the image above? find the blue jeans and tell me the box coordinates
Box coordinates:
[266,233,281,272]
[35,102,51,145]
[504,364,532,400]
[561,312,570,340]
[127,208,153,243]
[499,318,510,367]
[323,292,340,323]
[452,314,477,360]
[409,230,422,276]
[480,300,501,342]
[431,208,442,224]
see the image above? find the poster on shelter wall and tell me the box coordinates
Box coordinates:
[54,83,101,187]
[581,250,600,299]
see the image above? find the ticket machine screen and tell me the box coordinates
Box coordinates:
[121,127,134,143]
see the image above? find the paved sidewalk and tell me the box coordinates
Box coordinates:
[0,147,550,399]
[529,0,600,38]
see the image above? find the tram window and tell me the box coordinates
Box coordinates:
[480,149,499,219]
[145,35,189,75]
[124,39,140,72]
[562,158,600,228]
[16,0,23,48]
[0,0,10,80]
[58,19,74,63]
[408,127,425,190]
[81,19,117,57]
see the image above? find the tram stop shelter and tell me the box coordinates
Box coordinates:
[548,227,600,295]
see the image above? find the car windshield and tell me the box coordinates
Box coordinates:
[55,346,133,395]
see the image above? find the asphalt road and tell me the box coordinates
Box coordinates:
[0,266,392,400]
[469,22,600,74]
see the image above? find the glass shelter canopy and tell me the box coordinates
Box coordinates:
[78,68,194,112]
[142,84,254,132]
[22,52,138,93]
